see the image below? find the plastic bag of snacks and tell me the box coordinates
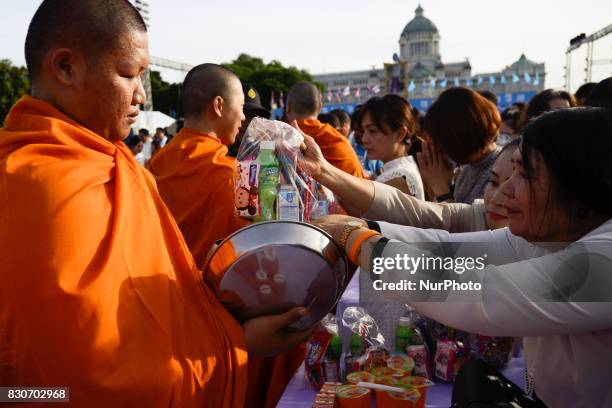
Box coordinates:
[305,314,343,388]
[235,117,319,222]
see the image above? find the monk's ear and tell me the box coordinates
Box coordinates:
[211,96,224,118]
[48,48,79,86]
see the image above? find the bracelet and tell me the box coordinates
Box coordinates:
[347,229,382,265]
[435,192,454,202]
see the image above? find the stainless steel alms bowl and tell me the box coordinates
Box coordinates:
[204,221,348,331]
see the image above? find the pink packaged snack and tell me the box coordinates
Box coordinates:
[434,340,470,382]
[235,160,260,217]
[407,344,432,379]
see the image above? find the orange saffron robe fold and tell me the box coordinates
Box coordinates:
[0,96,248,407]
[297,118,365,178]
[147,128,250,269]
[148,129,305,408]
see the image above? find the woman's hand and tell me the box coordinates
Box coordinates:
[291,120,329,181]
[417,140,455,197]
[243,307,317,357]
[311,215,367,243]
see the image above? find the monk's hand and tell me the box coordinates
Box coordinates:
[243,307,317,357]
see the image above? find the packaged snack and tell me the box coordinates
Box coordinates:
[398,376,434,408]
[406,345,432,379]
[235,160,259,217]
[433,340,470,382]
[386,353,415,377]
[335,385,371,408]
[306,315,340,388]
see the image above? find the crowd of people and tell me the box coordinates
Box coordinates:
[1,0,612,407]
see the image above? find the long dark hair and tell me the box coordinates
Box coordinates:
[521,107,612,219]
[518,89,576,130]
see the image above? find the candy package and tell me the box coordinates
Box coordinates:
[433,340,470,382]
[305,314,342,388]
[235,117,319,222]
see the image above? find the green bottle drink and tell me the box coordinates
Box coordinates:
[395,316,412,353]
[256,141,279,221]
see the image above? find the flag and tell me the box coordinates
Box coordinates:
[270,91,277,110]
[489,76,496,85]
[372,83,381,94]
[533,72,540,85]
[342,86,350,97]
[477,76,483,86]
[524,72,532,84]
[408,80,416,92]
[512,73,520,84]
[466,78,473,87]
[454,78,460,87]
[430,79,436,89]
[326,88,332,103]
[501,75,507,85]
[440,79,448,88]
[279,91,284,109]
[354,87,361,100]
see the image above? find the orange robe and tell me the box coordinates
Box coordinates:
[147,128,250,269]
[148,128,304,407]
[0,96,248,407]
[297,118,365,178]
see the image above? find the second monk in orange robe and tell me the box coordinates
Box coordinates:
[147,64,306,408]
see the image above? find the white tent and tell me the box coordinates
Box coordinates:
[131,110,176,135]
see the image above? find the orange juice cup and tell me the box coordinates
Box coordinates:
[399,376,435,408]
[374,375,400,407]
[335,385,371,408]
[379,388,421,408]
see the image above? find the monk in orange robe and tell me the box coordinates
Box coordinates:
[287,81,365,178]
[0,1,312,406]
[148,64,306,408]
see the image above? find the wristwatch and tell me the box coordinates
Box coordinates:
[338,220,363,249]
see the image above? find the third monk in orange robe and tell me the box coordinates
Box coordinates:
[287,81,365,178]
[147,64,306,408]
[1,3,312,406]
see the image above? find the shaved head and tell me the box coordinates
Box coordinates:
[288,81,322,117]
[182,64,240,118]
[25,0,147,79]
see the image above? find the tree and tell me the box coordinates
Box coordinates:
[149,70,182,118]
[0,60,30,123]
[222,54,321,109]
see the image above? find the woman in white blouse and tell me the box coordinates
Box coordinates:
[302,107,612,407]
[359,95,425,199]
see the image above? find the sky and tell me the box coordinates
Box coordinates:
[1,0,611,92]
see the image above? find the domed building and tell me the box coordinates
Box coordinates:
[314,4,546,112]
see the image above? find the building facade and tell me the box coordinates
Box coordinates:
[315,5,545,111]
